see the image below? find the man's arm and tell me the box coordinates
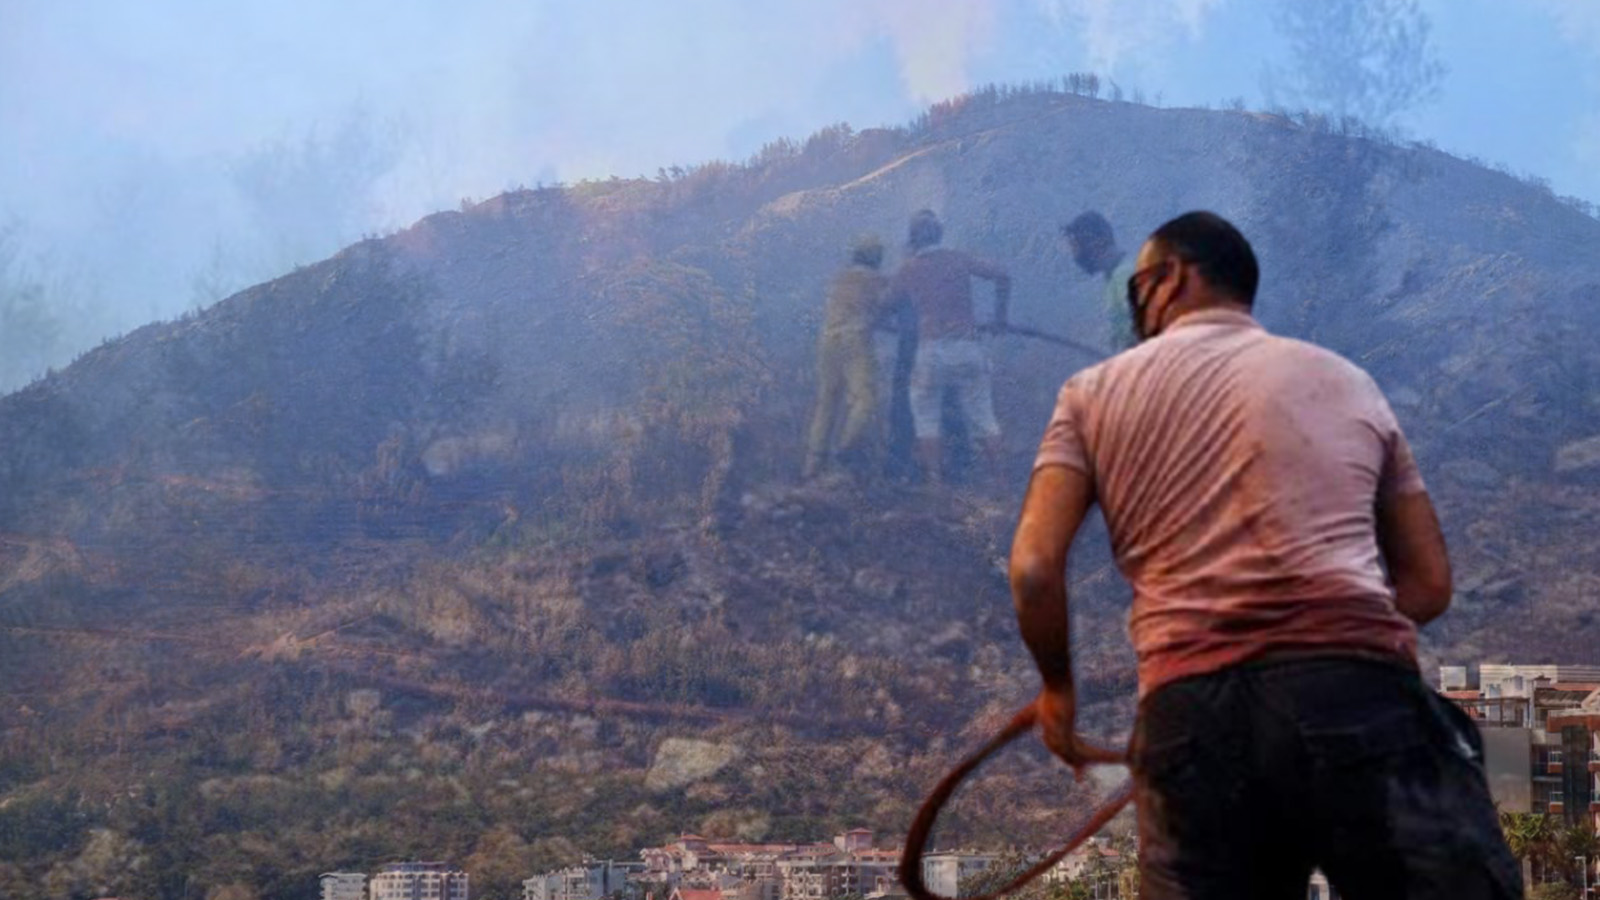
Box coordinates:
[1376,490,1452,625]
[1010,464,1120,771]
[968,257,1012,328]
[993,272,1012,328]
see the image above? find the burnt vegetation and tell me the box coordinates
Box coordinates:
[2,82,1599,899]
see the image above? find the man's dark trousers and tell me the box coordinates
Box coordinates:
[1132,656,1522,900]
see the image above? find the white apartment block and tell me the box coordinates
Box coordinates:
[321,872,368,900]
[370,861,469,900]
[770,839,899,900]
[919,852,998,898]
[525,860,633,900]
[1478,665,1600,718]
[629,830,898,900]
[776,851,843,900]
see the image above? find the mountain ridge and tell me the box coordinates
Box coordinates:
[1,88,1598,899]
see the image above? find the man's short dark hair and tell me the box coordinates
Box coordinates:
[1148,211,1259,306]
[1061,210,1113,246]
[908,209,943,250]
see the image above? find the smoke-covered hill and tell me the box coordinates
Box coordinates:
[2,88,1598,899]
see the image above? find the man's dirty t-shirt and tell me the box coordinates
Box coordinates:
[1033,308,1426,699]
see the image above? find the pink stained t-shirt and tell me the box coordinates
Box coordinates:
[1033,308,1426,699]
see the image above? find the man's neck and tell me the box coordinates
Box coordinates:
[1099,249,1125,278]
[1161,297,1253,330]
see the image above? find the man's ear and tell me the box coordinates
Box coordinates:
[1150,261,1185,335]
[1169,260,1188,297]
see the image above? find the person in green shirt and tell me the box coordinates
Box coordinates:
[1062,211,1136,352]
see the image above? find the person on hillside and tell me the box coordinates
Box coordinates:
[1062,211,1137,351]
[878,275,919,483]
[804,235,892,479]
[886,209,1012,485]
[1009,212,1518,900]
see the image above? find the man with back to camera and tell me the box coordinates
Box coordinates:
[885,209,1012,485]
[1008,211,1519,900]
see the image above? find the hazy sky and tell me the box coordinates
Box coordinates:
[2,0,1597,376]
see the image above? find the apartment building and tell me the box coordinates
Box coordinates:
[683,876,777,900]
[1546,701,1600,832]
[1044,838,1123,900]
[775,846,845,900]
[524,860,635,900]
[918,851,999,898]
[1440,664,1600,818]
[643,835,813,881]
[832,830,874,854]
[370,862,469,900]
[778,848,898,900]
[320,873,368,900]
[636,831,895,900]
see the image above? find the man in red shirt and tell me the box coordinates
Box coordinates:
[886,210,1012,485]
[1009,212,1517,900]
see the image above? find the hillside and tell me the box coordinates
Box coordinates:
[2,87,1599,899]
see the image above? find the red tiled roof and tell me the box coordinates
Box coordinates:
[677,889,722,900]
[1441,690,1482,700]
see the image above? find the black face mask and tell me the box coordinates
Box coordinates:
[1125,292,1151,343]
[1124,261,1171,343]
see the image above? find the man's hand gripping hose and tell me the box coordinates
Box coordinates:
[899,699,1132,900]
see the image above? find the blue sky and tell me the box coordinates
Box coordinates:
[1,0,1597,374]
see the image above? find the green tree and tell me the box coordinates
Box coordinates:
[0,863,31,900]
[1556,821,1600,887]
[1502,811,1558,885]
[1056,879,1092,900]
[1529,882,1578,900]
[956,852,1037,899]
[464,824,541,900]
[1107,831,1138,900]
